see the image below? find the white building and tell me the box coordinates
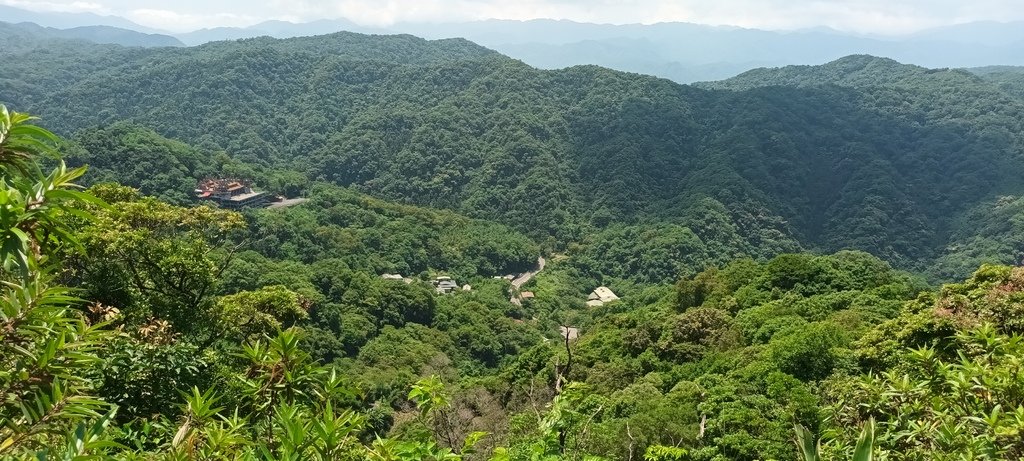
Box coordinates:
[586,286,620,307]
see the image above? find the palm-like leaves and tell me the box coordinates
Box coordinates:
[0,273,113,456]
[795,419,875,461]
[794,423,821,461]
[0,104,113,458]
[0,162,99,275]
[851,419,876,461]
[0,105,57,176]
[824,323,1024,460]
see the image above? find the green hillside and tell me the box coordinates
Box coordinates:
[7,114,1024,458]
[971,65,1024,100]
[4,35,1024,279]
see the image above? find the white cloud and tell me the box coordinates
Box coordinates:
[126,8,264,31]
[1,0,109,13]
[8,0,1024,34]
[256,0,1024,33]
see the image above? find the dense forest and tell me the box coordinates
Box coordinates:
[5,33,1024,280]
[4,25,1024,460]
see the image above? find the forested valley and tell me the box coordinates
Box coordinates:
[4,25,1024,460]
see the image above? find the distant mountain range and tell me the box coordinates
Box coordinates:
[2,4,1023,82]
[0,5,164,34]
[176,19,372,45]
[0,21,183,48]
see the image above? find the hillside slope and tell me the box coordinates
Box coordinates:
[3,32,1024,278]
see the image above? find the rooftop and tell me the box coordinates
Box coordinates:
[592,286,619,302]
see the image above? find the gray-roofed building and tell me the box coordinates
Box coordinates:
[433,276,459,294]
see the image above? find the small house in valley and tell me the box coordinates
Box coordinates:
[586,286,619,307]
[433,276,459,294]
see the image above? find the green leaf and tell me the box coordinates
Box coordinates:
[793,424,820,461]
[852,418,876,461]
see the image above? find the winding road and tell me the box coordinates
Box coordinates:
[509,256,546,305]
[511,256,546,290]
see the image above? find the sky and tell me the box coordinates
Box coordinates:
[4,0,1024,33]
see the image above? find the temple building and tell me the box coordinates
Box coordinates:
[195,179,269,209]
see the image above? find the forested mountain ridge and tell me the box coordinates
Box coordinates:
[699,54,977,89]
[971,65,1024,101]
[0,21,135,55]
[11,1,1024,84]
[0,21,184,48]
[4,31,1024,280]
[1,31,497,112]
[697,55,1024,142]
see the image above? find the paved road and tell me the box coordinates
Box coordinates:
[512,256,546,289]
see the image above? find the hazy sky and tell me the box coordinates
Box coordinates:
[5,0,1024,33]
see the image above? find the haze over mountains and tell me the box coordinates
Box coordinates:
[0,19,184,47]
[3,4,1024,82]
